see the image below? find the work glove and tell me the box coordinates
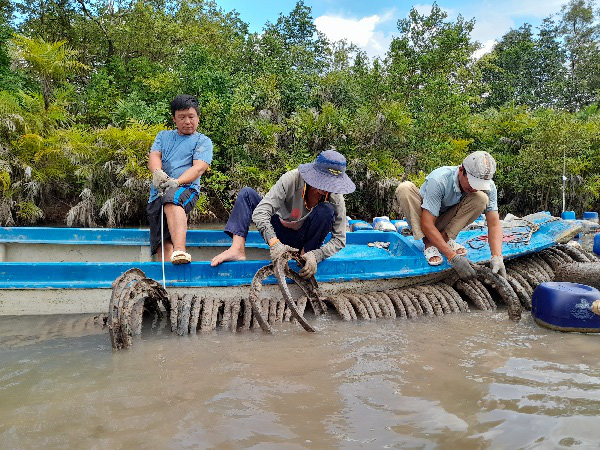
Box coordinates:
[159,177,179,191]
[299,250,318,279]
[152,169,169,189]
[269,240,297,262]
[490,255,507,278]
[449,254,476,280]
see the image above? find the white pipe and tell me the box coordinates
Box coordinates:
[160,197,166,290]
[562,150,566,212]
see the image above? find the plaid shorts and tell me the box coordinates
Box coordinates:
[146,186,198,255]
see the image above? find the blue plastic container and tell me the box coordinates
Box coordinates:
[390,219,409,232]
[561,211,576,220]
[594,233,600,255]
[583,211,599,222]
[348,220,373,232]
[532,282,600,332]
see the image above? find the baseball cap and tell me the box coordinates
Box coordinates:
[462,151,496,191]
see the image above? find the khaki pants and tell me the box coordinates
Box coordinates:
[395,181,488,241]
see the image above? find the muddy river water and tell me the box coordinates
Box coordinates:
[1,310,599,448]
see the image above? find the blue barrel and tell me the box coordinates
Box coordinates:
[594,233,600,255]
[583,211,599,222]
[348,220,373,232]
[532,282,600,332]
[561,211,576,220]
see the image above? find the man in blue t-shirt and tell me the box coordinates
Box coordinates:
[147,95,213,264]
[395,151,505,280]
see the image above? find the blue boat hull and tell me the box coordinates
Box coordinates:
[0,215,580,289]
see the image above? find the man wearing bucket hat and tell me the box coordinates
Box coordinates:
[395,151,505,280]
[211,149,355,279]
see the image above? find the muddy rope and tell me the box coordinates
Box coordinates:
[249,250,318,333]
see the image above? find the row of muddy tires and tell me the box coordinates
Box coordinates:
[107,244,600,350]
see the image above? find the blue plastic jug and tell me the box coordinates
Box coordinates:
[532,282,600,332]
[594,233,600,255]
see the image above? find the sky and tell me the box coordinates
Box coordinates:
[214,0,568,59]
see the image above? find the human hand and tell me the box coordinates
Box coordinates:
[269,241,297,262]
[152,169,169,189]
[490,255,506,278]
[449,254,476,280]
[299,250,318,279]
[159,177,179,191]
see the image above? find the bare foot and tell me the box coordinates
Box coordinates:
[210,247,246,266]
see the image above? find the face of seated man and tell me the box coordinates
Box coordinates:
[173,107,199,135]
[458,165,478,194]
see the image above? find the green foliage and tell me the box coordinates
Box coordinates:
[17,200,43,223]
[559,0,600,110]
[112,93,169,127]
[10,34,88,109]
[2,0,600,227]
[478,21,567,110]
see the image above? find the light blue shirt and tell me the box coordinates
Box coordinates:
[420,166,497,217]
[148,130,213,202]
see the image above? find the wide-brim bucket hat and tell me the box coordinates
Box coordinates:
[298,150,356,194]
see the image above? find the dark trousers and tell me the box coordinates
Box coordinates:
[224,187,335,252]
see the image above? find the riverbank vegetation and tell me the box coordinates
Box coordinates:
[2,0,600,226]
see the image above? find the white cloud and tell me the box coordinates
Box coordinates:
[314,14,381,47]
[473,39,497,59]
[471,15,515,50]
[502,0,566,18]
[458,0,565,56]
[314,11,396,59]
[314,1,566,61]
[412,3,454,18]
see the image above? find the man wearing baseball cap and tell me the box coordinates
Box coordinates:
[211,149,355,279]
[395,151,505,280]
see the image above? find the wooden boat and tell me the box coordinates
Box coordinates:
[0,213,583,315]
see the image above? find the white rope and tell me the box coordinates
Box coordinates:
[160,199,166,290]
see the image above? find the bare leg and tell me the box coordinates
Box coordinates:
[164,203,188,253]
[156,239,174,261]
[211,235,247,266]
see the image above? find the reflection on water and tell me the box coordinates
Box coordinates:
[1,311,600,448]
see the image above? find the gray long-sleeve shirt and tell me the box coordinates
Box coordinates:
[251,169,347,261]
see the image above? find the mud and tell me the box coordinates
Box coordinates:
[2,311,600,447]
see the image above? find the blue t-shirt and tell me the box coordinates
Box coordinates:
[148,130,213,202]
[420,166,498,217]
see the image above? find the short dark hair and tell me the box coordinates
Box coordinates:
[170,94,199,116]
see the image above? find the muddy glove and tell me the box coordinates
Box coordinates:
[152,169,169,189]
[299,250,319,279]
[490,255,507,278]
[269,240,297,262]
[449,254,476,280]
[159,177,179,191]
